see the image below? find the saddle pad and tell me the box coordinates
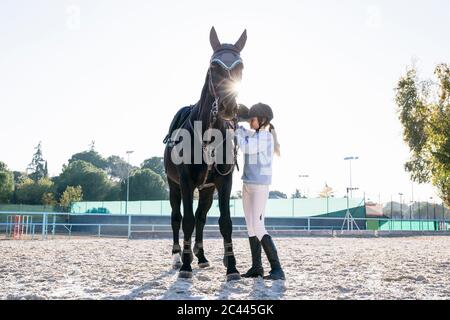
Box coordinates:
[163,105,193,144]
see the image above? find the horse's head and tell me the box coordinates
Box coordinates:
[208,27,246,121]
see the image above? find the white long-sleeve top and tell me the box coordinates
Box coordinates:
[235,125,274,185]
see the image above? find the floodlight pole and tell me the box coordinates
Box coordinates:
[344,156,359,198]
[125,150,134,215]
[341,187,360,232]
[298,174,309,199]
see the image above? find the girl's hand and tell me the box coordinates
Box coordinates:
[237,104,250,122]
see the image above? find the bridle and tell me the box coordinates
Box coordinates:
[197,60,242,190]
[207,63,239,125]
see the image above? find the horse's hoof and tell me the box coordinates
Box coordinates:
[172,254,182,269]
[226,273,241,282]
[178,271,193,279]
[198,262,210,269]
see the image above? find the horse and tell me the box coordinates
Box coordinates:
[163,27,247,281]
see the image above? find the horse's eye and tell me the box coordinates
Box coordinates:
[215,67,227,76]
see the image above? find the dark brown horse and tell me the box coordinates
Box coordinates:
[163,27,246,281]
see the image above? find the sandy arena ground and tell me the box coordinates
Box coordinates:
[1,236,450,300]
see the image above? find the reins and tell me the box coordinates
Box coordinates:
[196,68,239,190]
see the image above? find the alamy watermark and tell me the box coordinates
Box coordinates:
[169,121,274,174]
[365,5,382,30]
[66,4,81,31]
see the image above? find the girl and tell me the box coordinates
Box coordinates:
[235,103,285,280]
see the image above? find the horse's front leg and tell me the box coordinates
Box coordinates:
[168,179,182,269]
[194,186,215,268]
[216,174,241,281]
[178,173,196,279]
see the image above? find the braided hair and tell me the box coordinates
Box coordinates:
[256,117,281,157]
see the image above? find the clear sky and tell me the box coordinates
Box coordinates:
[1,0,449,203]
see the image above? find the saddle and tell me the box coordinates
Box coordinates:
[163,105,193,146]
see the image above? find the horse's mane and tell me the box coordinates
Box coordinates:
[187,71,215,132]
[190,72,211,119]
[198,72,210,107]
[188,70,232,133]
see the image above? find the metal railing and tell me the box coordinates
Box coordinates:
[69,198,367,217]
[1,211,449,240]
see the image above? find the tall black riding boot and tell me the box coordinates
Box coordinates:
[242,237,264,278]
[260,234,285,280]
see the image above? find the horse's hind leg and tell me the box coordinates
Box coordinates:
[169,179,182,269]
[194,186,215,268]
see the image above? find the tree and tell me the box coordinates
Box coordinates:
[106,155,132,180]
[396,63,450,207]
[319,183,335,198]
[56,160,113,201]
[89,140,96,152]
[104,183,122,201]
[0,162,8,172]
[42,192,57,206]
[0,161,14,203]
[10,171,27,204]
[68,150,108,170]
[122,168,168,200]
[59,186,83,211]
[15,178,54,205]
[141,157,166,182]
[27,142,48,182]
[12,171,27,184]
[269,190,288,199]
[291,189,304,199]
[231,191,243,199]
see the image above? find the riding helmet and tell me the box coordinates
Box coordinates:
[249,103,274,121]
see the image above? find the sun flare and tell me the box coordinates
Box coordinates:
[232,80,242,96]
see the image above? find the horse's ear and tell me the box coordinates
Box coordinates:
[234,29,247,52]
[210,26,221,52]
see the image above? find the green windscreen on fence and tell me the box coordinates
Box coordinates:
[71,198,365,217]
